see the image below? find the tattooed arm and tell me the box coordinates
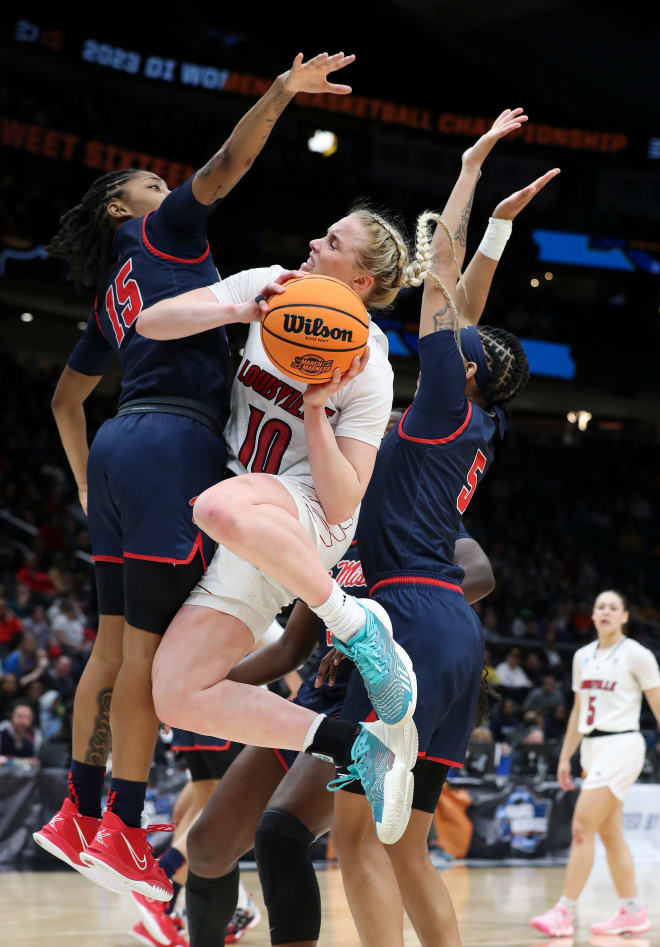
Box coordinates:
[419,108,528,339]
[192,51,355,204]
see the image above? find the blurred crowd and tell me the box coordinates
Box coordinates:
[1,352,659,779]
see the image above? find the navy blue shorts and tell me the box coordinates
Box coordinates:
[171,729,244,781]
[340,581,484,769]
[88,412,227,566]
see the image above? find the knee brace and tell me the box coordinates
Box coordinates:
[254,808,320,945]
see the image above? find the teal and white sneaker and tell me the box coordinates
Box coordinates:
[331,599,417,727]
[328,718,418,845]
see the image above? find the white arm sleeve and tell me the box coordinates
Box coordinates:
[631,645,660,691]
[208,265,286,306]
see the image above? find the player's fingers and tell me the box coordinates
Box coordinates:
[306,52,330,65]
[531,168,561,190]
[324,82,352,94]
[276,269,305,284]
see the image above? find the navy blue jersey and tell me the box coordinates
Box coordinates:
[68,177,231,424]
[295,540,368,711]
[357,329,501,588]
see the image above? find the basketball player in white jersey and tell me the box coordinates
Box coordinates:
[136,210,440,862]
[531,589,660,938]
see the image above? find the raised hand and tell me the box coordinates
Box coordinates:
[493,168,561,220]
[462,108,528,172]
[281,51,356,96]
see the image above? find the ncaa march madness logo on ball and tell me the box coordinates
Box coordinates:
[261,274,369,383]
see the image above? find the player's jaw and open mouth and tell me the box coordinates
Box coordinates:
[300,252,316,272]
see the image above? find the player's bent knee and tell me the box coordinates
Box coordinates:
[193,490,241,543]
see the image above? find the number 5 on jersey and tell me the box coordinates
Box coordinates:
[456,449,487,514]
[106,258,143,345]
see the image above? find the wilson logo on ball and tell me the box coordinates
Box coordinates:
[283,314,354,343]
[290,354,334,376]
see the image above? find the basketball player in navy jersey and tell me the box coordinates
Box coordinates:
[325,114,559,946]
[32,51,357,902]
[177,526,493,947]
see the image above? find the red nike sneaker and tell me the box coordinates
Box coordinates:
[129,921,189,946]
[131,891,182,945]
[32,797,102,880]
[80,811,174,900]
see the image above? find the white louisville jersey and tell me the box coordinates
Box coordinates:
[209,265,394,486]
[572,637,660,735]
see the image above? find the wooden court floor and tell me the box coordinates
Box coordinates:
[2,863,658,946]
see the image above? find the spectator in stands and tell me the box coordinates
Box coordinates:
[523,651,544,686]
[8,582,34,618]
[495,648,533,688]
[544,702,568,742]
[39,690,67,740]
[490,697,523,745]
[0,700,40,761]
[15,552,55,597]
[0,672,19,719]
[43,655,76,705]
[523,673,564,717]
[3,630,38,678]
[481,606,499,640]
[48,597,88,655]
[20,604,51,650]
[541,626,564,670]
[0,598,22,659]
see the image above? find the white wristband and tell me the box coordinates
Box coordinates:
[478,217,513,261]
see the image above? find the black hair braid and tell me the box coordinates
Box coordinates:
[477,325,530,405]
[474,663,501,726]
[46,169,140,299]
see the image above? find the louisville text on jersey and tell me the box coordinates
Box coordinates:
[237,358,336,420]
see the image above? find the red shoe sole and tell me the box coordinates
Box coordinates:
[80,852,172,901]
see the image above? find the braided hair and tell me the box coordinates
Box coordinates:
[46,169,141,300]
[477,326,530,405]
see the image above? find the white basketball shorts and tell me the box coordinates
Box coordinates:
[580,731,646,800]
[185,475,357,641]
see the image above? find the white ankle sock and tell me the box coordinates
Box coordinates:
[622,897,641,914]
[302,714,326,753]
[311,581,365,643]
[558,895,576,913]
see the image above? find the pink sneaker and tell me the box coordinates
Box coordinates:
[590,904,650,935]
[530,903,574,937]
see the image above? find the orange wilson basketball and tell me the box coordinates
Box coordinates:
[261,274,369,383]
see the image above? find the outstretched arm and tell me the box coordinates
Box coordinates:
[456,168,560,325]
[419,108,527,338]
[137,271,302,339]
[192,52,355,204]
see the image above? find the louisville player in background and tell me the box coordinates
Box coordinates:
[32,51,357,902]
[531,589,660,938]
